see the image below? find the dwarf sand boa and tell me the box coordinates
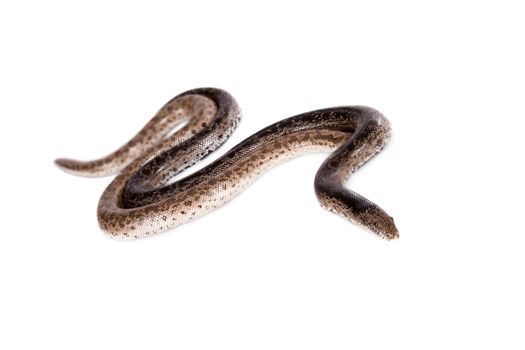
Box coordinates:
[56,88,398,240]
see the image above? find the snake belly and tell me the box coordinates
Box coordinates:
[55,88,398,240]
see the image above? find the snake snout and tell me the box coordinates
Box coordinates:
[360,209,399,240]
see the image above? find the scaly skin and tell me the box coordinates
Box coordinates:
[55,88,398,240]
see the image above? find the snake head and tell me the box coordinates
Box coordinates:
[316,186,399,240]
[355,207,399,240]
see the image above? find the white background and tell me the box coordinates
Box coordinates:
[1,1,524,349]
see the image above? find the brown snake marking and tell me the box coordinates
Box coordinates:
[55,88,398,240]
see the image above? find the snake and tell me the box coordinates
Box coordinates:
[55,88,398,240]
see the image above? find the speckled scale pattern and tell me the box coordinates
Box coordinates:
[55,88,398,240]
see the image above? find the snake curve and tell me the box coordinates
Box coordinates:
[55,88,398,240]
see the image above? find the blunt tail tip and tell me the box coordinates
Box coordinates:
[54,158,73,171]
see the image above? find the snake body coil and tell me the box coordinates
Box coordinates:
[56,88,398,240]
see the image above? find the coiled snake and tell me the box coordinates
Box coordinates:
[55,88,398,240]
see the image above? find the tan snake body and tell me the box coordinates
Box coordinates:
[55,88,398,240]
